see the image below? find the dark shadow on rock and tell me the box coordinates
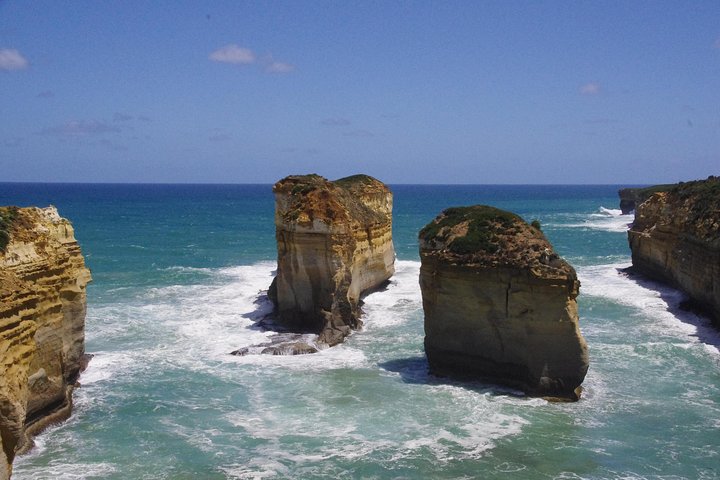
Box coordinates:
[620,266,720,349]
[379,356,525,398]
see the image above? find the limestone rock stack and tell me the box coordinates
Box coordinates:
[269,174,395,346]
[0,206,91,479]
[628,176,720,325]
[419,206,588,401]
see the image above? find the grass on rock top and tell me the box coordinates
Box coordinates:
[419,205,524,255]
[0,206,19,253]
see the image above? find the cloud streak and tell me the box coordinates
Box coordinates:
[210,44,294,74]
[0,48,28,71]
[579,82,601,95]
[209,44,256,64]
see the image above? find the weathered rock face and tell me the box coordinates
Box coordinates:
[268,174,395,347]
[419,206,588,401]
[0,206,91,479]
[619,184,674,214]
[628,177,720,325]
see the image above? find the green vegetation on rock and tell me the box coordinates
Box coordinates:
[419,205,522,255]
[333,174,377,188]
[0,207,19,253]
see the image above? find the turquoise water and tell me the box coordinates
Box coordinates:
[2,184,719,479]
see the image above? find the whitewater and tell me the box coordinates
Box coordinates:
[2,184,717,479]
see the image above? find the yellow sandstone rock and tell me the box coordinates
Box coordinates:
[0,206,91,479]
[268,174,395,346]
[419,206,588,401]
[628,176,720,325]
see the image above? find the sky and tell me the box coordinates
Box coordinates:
[1,1,719,184]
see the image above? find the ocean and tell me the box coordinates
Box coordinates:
[2,183,719,480]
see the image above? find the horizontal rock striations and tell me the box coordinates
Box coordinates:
[419,206,589,401]
[268,174,395,347]
[0,206,91,479]
[628,176,720,325]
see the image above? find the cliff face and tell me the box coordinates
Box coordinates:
[269,174,395,346]
[419,206,588,401]
[618,185,674,214]
[628,177,720,325]
[0,206,91,479]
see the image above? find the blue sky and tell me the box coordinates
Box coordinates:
[1,1,718,184]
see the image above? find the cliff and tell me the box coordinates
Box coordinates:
[628,176,720,325]
[268,174,395,347]
[619,184,674,214]
[418,206,589,401]
[0,206,91,479]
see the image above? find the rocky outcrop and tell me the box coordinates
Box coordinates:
[619,185,674,214]
[0,206,91,479]
[267,174,395,347]
[419,206,588,401]
[628,176,720,325]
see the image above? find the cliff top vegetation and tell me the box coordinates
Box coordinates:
[419,205,575,277]
[0,206,19,253]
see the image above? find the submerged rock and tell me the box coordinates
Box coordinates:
[0,206,91,478]
[267,174,395,347]
[418,206,589,401]
[628,176,720,326]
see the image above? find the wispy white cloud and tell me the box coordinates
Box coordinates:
[209,44,256,64]
[210,44,294,74]
[39,120,122,136]
[0,48,28,71]
[579,82,601,95]
[321,117,351,126]
[264,60,294,74]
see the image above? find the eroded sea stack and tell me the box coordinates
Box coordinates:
[268,174,395,346]
[0,206,91,479]
[628,176,720,325]
[419,206,589,401]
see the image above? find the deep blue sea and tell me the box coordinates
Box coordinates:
[2,183,719,480]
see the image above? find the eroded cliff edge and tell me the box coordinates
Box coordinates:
[419,206,589,401]
[268,174,395,347]
[0,206,91,479]
[628,176,720,325]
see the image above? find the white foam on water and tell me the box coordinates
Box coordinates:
[559,206,634,233]
[362,260,423,330]
[579,262,720,356]
[13,462,117,479]
[78,351,136,385]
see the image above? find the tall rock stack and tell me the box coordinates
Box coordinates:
[0,206,91,479]
[269,174,395,346]
[418,206,588,401]
[628,176,720,325]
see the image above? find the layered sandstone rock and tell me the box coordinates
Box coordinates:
[628,176,720,325]
[619,184,674,214]
[0,206,91,479]
[267,174,395,347]
[419,206,588,401]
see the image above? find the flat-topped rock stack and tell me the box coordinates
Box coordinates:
[267,174,395,347]
[418,206,589,401]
